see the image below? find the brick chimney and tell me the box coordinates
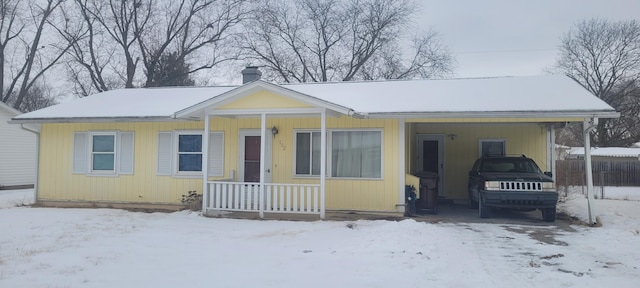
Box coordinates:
[241,66,262,84]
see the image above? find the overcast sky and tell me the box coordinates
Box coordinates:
[416,0,640,78]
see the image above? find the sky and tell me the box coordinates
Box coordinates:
[416,0,640,78]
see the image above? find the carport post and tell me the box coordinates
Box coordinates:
[583,118,597,225]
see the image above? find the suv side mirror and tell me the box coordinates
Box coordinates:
[469,171,478,176]
[544,171,553,177]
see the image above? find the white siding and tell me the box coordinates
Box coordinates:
[0,103,36,188]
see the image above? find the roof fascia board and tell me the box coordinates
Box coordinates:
[174,80,353,118]
[367,111,620,119]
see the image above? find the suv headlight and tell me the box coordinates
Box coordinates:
[484,181,501,191]
[542,182,556,192]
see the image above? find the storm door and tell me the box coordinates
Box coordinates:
[415,134,444,196]
[239,130,272,183]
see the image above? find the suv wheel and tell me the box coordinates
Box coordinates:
[479,195,491,218]
[542,207,556,222]
[468,189,478,209]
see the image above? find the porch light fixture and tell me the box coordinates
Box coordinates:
[448,133,457,140]
[271,126,279,136]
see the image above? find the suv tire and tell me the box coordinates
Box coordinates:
[542,207,556,222]
[479,195,491,218]
[468,189,478,209]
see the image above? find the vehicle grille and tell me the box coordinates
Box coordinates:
[500,181,542,191]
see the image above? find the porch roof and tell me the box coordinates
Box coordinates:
[11,74,618,123]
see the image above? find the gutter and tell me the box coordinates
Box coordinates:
[365,111,620,119]
[19,124,40,205]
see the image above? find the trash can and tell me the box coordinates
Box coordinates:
[414,171,439,214]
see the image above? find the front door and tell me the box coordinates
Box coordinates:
[416,134,444,196]
[239,130,272,183]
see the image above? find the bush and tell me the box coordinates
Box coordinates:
[181,190,202,211]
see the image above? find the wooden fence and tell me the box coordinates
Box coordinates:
[556,159,640,187]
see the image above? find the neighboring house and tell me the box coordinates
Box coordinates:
[11,70,618,218]
[566,147,640,161]
[1,101,36,189]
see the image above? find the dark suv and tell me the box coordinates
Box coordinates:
[468,155,558,222]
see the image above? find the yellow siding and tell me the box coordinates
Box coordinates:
[245,116,400,211]
[38,117,551,211]
[217,90,313,109]
[38,122,205,205]
[39,117,400,211]
[412,123,548,201]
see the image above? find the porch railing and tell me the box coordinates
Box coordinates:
[204,181,324,218]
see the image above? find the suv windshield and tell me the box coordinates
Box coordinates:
[479,158,542,173]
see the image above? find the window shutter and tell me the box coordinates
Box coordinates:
[157,132,173,175]
[208,132,224,176]
[73,132,88,174]
[119,132,135,174]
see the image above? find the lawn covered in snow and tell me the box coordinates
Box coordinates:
[0,188,638,288]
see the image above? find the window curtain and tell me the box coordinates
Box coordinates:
[331,131,381,178]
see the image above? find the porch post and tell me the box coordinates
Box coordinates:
[259,113,267,218]
[398,119,406,213]
[584,118,597,224]
[202,113,210,214]
[320,111,326,219]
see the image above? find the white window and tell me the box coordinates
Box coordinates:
[91,132,116,173]
[73,131,134,175]
[331,130,382,178]
[177,133,203,173]
[294,129,383,179]
[157,131,224,177]
[479,139,506,157]
[295,131,321,176]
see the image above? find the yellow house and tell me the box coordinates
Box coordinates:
[11,70,618,218]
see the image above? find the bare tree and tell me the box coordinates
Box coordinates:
[62,0,247,95]
[0,0,69,110]
[65,0,152,91]
[241,0,453,83]
[555,19,640,146]
[3,80,56,111]
[139,0,248,87]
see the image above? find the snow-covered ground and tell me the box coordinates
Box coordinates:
[0,189,638,288]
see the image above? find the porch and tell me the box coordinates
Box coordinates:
[203,181,324,218]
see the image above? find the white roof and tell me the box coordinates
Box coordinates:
[0,101,21,116]
[13,75,617,122]
[284,75,614,115]
[569,147,640,158]
[14,86,235,120]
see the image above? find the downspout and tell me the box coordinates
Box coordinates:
[583,118,598,225]
[20,124,40,204]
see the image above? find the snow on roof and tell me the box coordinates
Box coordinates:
[13,74,615,121]
[0,101,21,116]
[569,147,640,158]
[283,75,613,114]
[13,86,236,120]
